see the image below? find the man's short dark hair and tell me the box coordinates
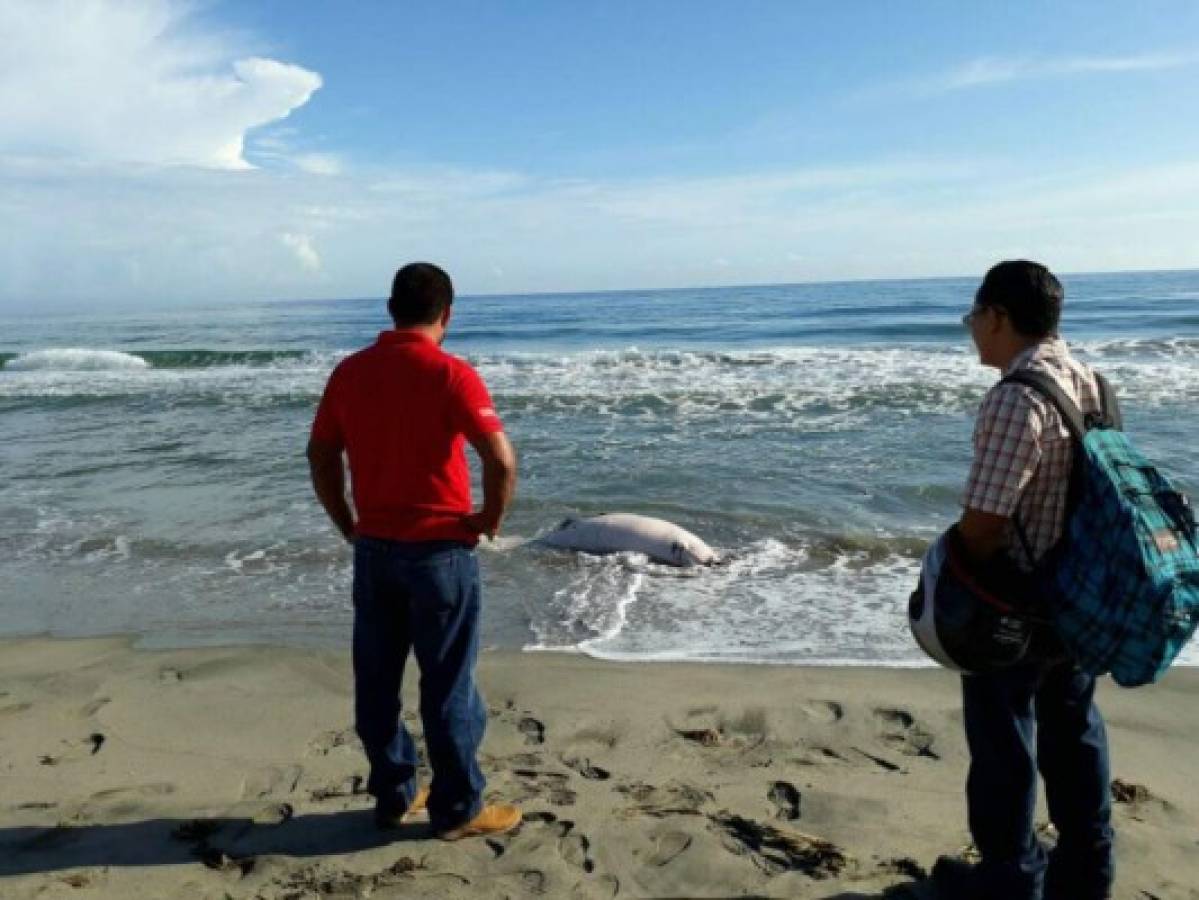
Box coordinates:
[388,262,453,326]
[975,260,1063,337]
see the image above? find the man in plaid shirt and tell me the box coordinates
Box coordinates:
[933,261,1114,900]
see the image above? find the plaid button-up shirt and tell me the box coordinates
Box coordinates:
[963,337,1101,571]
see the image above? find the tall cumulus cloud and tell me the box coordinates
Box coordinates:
[0,0,322,169]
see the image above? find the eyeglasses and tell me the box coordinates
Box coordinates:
[961,304,1003,328]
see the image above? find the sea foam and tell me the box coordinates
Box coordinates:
[5,348,150,371]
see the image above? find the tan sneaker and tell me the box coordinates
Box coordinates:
[406,786,430,818]
[437,804,522,841]
[374,786,430,829]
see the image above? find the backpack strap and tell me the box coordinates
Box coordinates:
[1000,369,1088,441]
[1096,372,1123,430]
[998,367,1121,571]
[1001,368,1122,435]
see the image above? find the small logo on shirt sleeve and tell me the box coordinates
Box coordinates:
[478,407,499,419]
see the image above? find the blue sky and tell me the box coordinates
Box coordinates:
[1,0,1198,310]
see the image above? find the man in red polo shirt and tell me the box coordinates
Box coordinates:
[307,262,520,840]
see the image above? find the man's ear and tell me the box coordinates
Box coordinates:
[986,307,1007,337]
[440,305,453,329]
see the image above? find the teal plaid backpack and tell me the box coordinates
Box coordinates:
[1002,369,1199,687]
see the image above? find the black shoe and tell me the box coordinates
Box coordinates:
[930,856,981,899]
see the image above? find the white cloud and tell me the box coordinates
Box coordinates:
[0,0,322,169]
[904,50,1199,95]
[246,127,342,174]
[370,170,530,198]
[3,155,1198,311]
[280,232,321,273]
[293,153,343,176]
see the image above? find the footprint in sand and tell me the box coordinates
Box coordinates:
[512,769,578,806]
[1112,778,1159,804]
[714,813,852,878]
[569,721,626,750]
[198,847,256,877]
[519,813,596,875]
[676,727,723,747]
[38,733,107,766]
[519,717,546,745]
[562,755,611,781]
[90,783,175,802]
[84,783,176,819]
[615,781,656,803]
[1111,778,1175,820]
[615,780,714,818]
[645,830,692,867]
[672,706,725,747]
[521,870,548,895]
[249,802,295,826]
[810,746,848,764]
[874,707,940,760]
[508,751,544,767]
[241,765,303,799]
[79,697,111,718]
[768,781,801,820]
[850,746,904,773]
[307,728,359,757]
[800,700,845,724]
[526,811,579,840]
[878,856,928,880]
[560,832,595,873]
[309,775,365,801]
[572,874,620,898]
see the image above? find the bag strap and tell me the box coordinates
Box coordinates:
[998,366,1122,570]
[1096,372,1123,430]
[1000,369,1087,440]
[1000,367,1122,435]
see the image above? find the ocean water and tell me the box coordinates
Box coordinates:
[2,271,1197,666]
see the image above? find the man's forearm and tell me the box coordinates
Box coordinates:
[480,459,516,524]
[309,458,355,541]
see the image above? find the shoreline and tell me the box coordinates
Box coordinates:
[2,636,1197,898]
[13,627,1199,670]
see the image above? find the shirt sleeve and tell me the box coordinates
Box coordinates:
[962,384,1044,517]
[310,366,345,448]
[449,362,504,440]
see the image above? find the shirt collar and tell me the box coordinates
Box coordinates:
[377,329,436,347]
[1004,336,1066,375]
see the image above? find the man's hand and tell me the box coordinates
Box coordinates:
[957,507,1009,563]
[466,431,517,542]
[462,511,502,540]
[307,438,356,544]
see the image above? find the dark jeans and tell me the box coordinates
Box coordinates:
[351,537,487,832]
[961,661,1114,900]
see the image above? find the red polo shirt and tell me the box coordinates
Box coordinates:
[310,330,504,544]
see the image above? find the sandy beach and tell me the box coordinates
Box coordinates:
[1,636,1196,899]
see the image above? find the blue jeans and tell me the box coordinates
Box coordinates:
[961,661,1114,900]
[351,537,487,832]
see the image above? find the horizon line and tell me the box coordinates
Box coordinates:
[1,263,1196,321]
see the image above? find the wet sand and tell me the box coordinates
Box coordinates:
[1,636,1196,899]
